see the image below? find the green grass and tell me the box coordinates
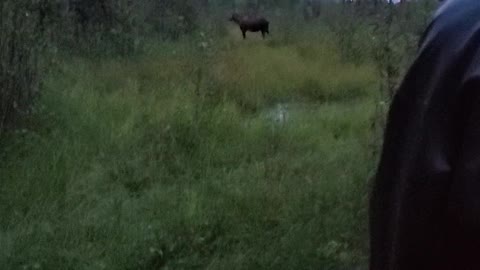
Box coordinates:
[0,28,379,269]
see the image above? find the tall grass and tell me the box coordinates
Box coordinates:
[0,27,378,268]
[214,42,376,108]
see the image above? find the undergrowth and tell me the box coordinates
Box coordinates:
[0,22,378,270]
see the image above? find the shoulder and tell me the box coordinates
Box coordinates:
[428,1,480,97]
[416,0,480,66]
[424,0,480,45]
[394,0,480,102]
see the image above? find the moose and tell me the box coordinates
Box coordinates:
[229,13,270,39]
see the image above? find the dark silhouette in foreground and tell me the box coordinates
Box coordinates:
[229,13,269,39]
[370,0,480,269]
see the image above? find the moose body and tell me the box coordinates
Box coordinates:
[229,13,269,39]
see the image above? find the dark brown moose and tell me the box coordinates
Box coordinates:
[229,13,270,39]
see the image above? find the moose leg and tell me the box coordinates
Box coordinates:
[261,31,265,39]
[242,30,246,39]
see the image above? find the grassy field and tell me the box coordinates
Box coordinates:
[0,23,380,269]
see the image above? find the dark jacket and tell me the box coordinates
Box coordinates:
[370,1,480,269]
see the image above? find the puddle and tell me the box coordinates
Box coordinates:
[265,103,289,125]
[261,102,322,125]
